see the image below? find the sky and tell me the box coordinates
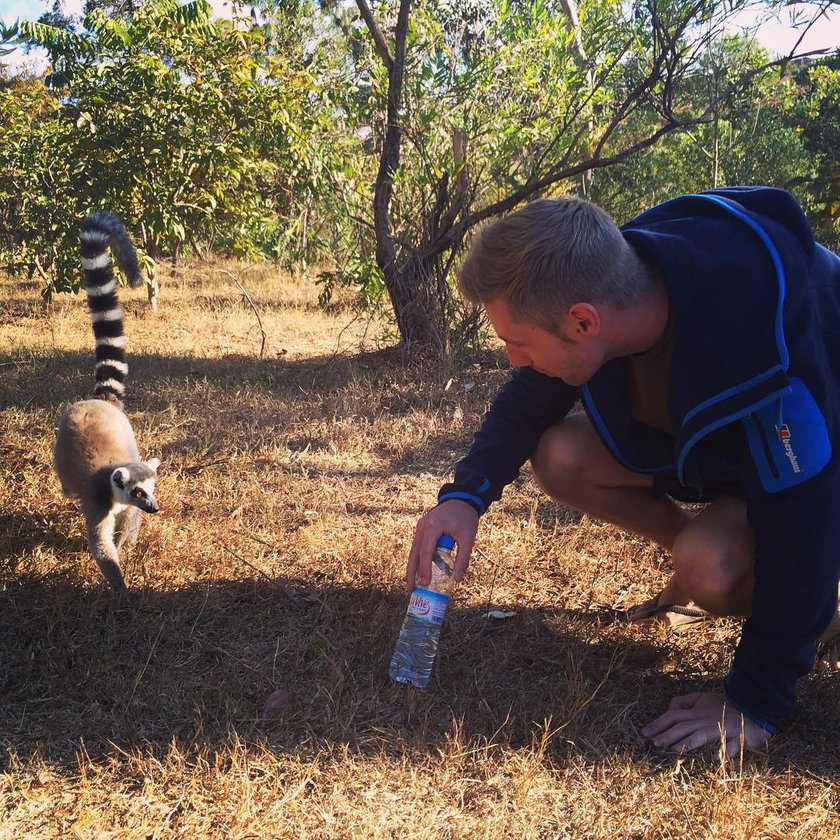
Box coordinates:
[0,0,838,72]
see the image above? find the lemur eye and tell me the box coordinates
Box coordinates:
[132,489,146,499]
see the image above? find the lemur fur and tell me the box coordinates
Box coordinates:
[53,211,160,594]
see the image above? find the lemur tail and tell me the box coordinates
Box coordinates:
[80,211,143,406]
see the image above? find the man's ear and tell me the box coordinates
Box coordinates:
[567,303,601,337]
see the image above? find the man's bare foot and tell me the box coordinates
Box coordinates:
[625,593,711,631]
[815,636,840,672]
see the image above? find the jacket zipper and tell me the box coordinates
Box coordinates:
[750,414,780,480]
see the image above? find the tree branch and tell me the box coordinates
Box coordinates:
[369,0,411,279]
[354,0,394,72]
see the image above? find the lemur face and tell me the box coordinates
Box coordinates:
[110,464,160,513]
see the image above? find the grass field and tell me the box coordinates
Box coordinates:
[1,261,838,838]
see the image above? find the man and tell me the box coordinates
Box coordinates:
[407,187,840,757]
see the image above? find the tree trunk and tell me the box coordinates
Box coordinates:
[357,0,449,355]
[143,235,161,313]
[170,240,181,268]
[383,251,447,356]
[146,266,159,312]
[558,0,593,195]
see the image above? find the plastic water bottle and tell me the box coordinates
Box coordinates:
[389,535,456,688]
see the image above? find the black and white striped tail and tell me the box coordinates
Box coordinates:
[80,211,142,405]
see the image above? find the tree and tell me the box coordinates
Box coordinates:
[0,72,74,287]
[342,0,832,355]
[3,0,325,300]
[587,34,813,224]
[788,53,840,250]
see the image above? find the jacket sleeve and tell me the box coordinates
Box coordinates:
[724,446,840,733]
[438,366,579,513]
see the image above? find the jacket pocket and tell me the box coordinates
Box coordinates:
[742,377,832,493]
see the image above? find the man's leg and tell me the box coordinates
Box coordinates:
[664,497,753,616]
[530,412,754,619]
[531,411,840,661]
[530,413,690,551]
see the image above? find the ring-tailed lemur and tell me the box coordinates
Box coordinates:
[53,211,160,594]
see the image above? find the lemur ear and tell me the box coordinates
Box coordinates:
[146,458,161,473]
[111,466,130,489]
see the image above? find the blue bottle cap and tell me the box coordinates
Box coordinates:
[437,535,456,551]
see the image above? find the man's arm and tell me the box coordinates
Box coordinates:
[409,367,578,589]
[644,390,840,755]
[438,366,578,514]
[725,455,840,731]
[645,459,840,756]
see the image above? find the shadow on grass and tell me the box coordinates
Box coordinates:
[3,572,837,777]
[1,345,498,470]
[0,344,502,413]
[1,346,506,503]
[3,345,837,780]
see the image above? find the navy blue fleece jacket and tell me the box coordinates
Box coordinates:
[438,187,840,732]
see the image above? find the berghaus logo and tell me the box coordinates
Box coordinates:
[776,423,801,474]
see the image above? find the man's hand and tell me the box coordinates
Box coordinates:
[406,499,479,591]
[641,691,772,759]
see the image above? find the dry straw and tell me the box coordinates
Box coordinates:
[1,262,838,838]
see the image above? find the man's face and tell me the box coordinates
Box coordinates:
[483,296,603,386]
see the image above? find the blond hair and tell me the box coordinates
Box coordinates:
[457,196,653,331]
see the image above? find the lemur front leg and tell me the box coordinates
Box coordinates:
[85,509,129,593]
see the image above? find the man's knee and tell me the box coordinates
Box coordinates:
[531,414,651,504]
[531,422,591,500]
[672,512,754,608]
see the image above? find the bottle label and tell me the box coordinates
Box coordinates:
[407,587,449,624]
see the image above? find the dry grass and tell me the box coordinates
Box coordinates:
[1,260,838,839]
